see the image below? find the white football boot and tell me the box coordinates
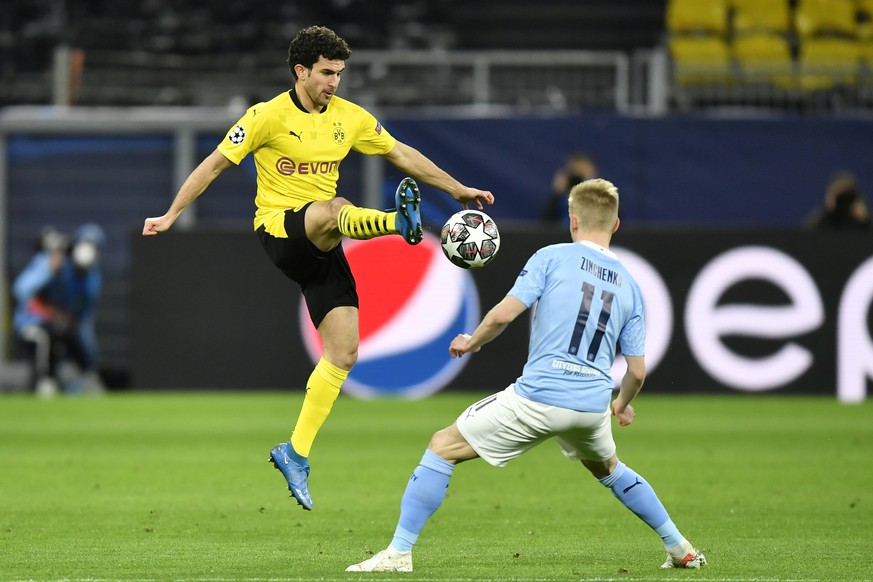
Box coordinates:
[346,549,413,573]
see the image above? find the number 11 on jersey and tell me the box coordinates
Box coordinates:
[568,282,615,362]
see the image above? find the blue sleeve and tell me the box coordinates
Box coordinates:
[13,254,53,302]
[507,250,548,308]
[618,283,646,357]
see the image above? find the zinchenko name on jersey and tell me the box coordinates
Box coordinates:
[581,257,623,287]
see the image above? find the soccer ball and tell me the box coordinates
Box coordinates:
[440,209,500,269]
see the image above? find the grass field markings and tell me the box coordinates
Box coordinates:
[169,579,863,582]
[2,394,869,582]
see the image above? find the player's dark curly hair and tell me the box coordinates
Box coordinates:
[287,26,352,79]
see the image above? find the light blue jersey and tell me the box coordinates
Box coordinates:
[508,240,645,413]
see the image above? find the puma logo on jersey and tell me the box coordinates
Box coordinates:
[289,130,302,141]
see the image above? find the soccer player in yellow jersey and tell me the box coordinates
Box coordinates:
[142,26,494,511]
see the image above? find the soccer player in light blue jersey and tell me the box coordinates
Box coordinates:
[347,178,706,573]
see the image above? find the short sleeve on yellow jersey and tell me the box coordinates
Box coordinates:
[351,110,396,156]
[217,106,264,165]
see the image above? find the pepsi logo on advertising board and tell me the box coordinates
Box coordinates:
[299,233,481,399]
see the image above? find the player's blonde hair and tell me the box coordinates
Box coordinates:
[568,178,619,231]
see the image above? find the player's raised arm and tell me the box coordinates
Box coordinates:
[382,140,494,210]
[142,149,233,236]
[449,295,527,358]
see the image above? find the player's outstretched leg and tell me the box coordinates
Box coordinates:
[268,442,313,510]
[336,205,393,240]
[347,449,454,573]
[335,177,421,244]
[598,461,706,569]
[394,177,422,245]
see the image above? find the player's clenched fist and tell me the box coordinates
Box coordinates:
[611,401,635,427]
[449,333,478,358]
[142,216,171,236]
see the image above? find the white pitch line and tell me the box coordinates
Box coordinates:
[0,579,840,582]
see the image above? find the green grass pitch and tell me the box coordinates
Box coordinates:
[0,391,871,581]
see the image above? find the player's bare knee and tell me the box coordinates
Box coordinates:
[320,339,357,370]
[426,424,477,464]
[581,455,617,479]
[331,197,352,217]
[328,348,357,371]
[427,426,455,454]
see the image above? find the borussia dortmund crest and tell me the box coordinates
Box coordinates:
[333,124,346,145]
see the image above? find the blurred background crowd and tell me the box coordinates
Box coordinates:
[5,0,873,109]
[1,0,663,106]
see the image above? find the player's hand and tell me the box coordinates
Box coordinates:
[142,215,172,236]
[457,187,494,210]
[611,401,635,427]
[449,333,479,358]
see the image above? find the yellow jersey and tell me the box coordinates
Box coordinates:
[217,90,396,237]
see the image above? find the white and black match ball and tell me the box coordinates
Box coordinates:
[440,209,501,269]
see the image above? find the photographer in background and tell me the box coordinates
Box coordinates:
[804,171,872,231]
[12,224,107,397]
[543,151,599,224]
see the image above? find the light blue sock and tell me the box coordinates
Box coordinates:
[390,449,455,552]
[598,461,683,548]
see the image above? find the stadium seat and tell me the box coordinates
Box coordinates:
[731,0,793,36]
[794,0,859,38]
[732,32,794,85]
[668,36,733,85]
[797,37,862,89]
[666,0,729,36]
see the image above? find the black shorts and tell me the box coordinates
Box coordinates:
[256,203,358,328]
